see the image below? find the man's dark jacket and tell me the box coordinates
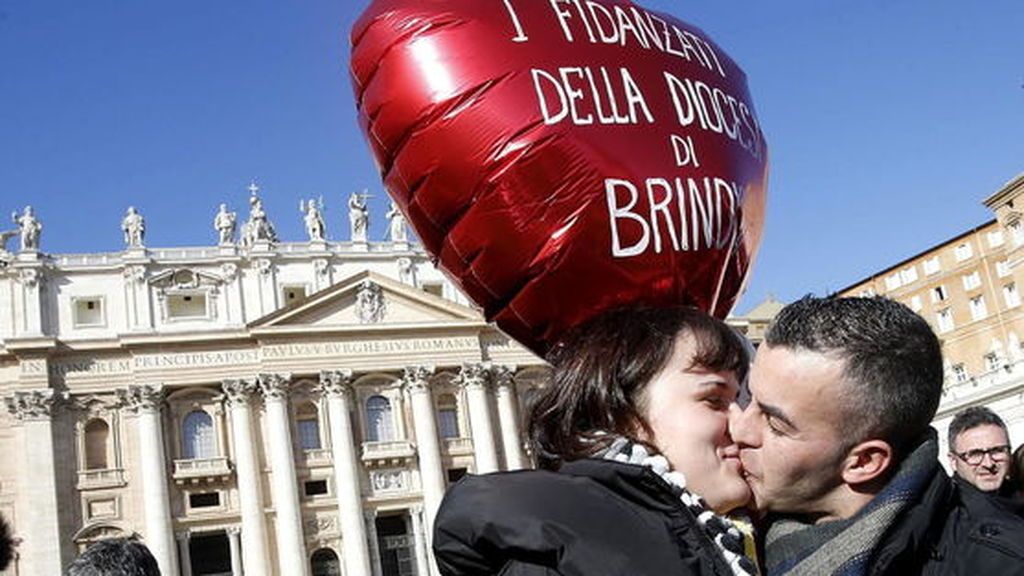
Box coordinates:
[869,472,1024,574]
[432,459,740,576]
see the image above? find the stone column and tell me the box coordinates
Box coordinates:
[365,510,383,576]
[403,366,445,532]
[492,366,526,470]
[222,379,272,576]
[176,532,193,576]
[318,370,372,576]
[121,385,179,576]
[410,505,431,576]
[3,389,67,575]
[258,373,310,576]
[457,364,500,474]
[227,527,243,576]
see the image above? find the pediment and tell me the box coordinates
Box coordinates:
[250,271,482,329]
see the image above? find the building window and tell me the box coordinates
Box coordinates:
[988,230,1005,248]
[182,410,217,460]
[952,363,968,383]
[296,402,321,450]
[908,295,923,312]
[167,292,208,319]
[283,285,308,304]
[436,393,460,439]
[447,467,468,484]
[1004,283,1021,308]
[936,308,955,333]
[304,479,329,497]
[997,260,1012,278]
[900,266,918,284]
[962,271,982,291]
[365,396,394,442]
[858,288,876,297]
[1011,221,1024,246]
[954,243,973,262]
[84,419,111,470]
[984,352,1001,372]
[73,297,105,327]
[931,285,948,303]
[189,492,220,509]
[969,295,987,321]
[884,273,902,291]
[311,548,342,576]
[422,282,444,298]
[923,257,941,275]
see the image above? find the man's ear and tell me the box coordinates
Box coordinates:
[840,439,894,485]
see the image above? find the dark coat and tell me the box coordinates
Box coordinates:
[432,459,739,576]
[869,472,1024,575]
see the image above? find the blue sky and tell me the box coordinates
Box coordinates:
[1,1,1022,313]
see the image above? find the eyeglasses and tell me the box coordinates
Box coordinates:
[953,445,1011,466]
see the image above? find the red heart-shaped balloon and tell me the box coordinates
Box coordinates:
[351,0,767,355]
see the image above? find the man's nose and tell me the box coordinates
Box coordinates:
[729,403,759,447]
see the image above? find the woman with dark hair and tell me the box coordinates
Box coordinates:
[433,306,757,575]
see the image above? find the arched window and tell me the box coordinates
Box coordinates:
[84,418,110,469]
[437,393,460,439]
[182,410,216,460]
[296,402,322,450]
[365,395,394,442]
[310,548,342,576]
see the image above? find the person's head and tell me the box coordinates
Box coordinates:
[66,537,161,576]
[528,305,751,513]
[947,406,1012,492]
[731,295,943,521]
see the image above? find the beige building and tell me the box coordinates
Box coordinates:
[839,173,1024,455]
[0,193,549,576]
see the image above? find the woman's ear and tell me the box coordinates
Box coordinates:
[840,439,893,486]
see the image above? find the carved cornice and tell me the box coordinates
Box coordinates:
[402,365,435,394]
[3,388,64,421]
[257,373,292,401]
[221,379,259,407]
[317,370,354,399]
[118,384,165,413]
[122,265,147,284]
[455,363,492,391]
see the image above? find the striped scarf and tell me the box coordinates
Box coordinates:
[598,437,759,576]
[764,432,939,576]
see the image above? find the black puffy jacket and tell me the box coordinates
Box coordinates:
[432,459,740,576]
[869,472,1024,575]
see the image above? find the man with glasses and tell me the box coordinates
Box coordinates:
[948,406,1015,495]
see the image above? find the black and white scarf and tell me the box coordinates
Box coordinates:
[597,437,759,576]
[763,433,939,576]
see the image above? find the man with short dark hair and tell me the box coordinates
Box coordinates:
[947,406,1013,493]
[731,295,1024,575]
[66,537,161,576]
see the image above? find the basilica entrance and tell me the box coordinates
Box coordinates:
[189,531,231,576]
[376,514,415,576]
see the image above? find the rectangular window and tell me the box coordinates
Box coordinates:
[304,479,329,497]
[73,297,105,327]
[1004,283,1021,308]
[988,230,1005,248]
[900,266,918,284]
[167,292,207,319]
[859,288,876,297]
[985,352,1001,372]
[884,273,902,291]
[297,419,321,450]
[954,243,973,262]
[923,257,941,276]
[909,295,923,312]
[997,260,1012,278]
[937,308,955,333]
[422,282,444,298]
[447,468,468,484]
[189,492,220,509]
[931,285,948,303]
[969,296,987,321]
[1012,222,1024,246]
[282,285,308,304]
[952,363,968,383]
[438,409,459,439]
[962,271,982,291]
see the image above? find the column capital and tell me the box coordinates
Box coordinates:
[402,365,435,394]
[226,525,242,536]
[118,384,165,414]
[175,531,191,542]
[491,365,517,388]
[257,373,292,401]
[221,379,259,406]
[317,370,354,399]
[3,388,64,421]
[455,362,492,391]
